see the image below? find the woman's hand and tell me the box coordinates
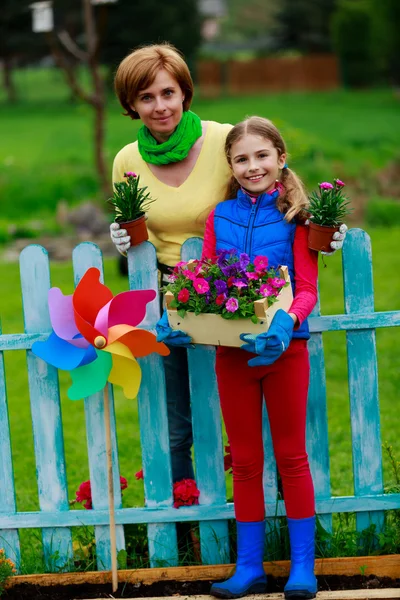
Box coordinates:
[110,222,131,255]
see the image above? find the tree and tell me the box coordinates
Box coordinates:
[371,0,400,86]
[0,0,47,102]
[275,0,338,53]
[331,0,374,86]
[101,0,202,73]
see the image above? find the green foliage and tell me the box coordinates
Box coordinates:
[331,0,375,86]
[308,180,352,226]
[365,198,400,227]
[108,173,156,223]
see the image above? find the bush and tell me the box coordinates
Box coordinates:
[331,0,375,87]
[365,198,400,227]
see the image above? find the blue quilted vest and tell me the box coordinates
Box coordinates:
[214,188,309,339]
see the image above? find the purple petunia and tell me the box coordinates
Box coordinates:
[214,279,228,295]
[239,253,250,270]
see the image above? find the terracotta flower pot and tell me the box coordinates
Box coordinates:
[118,214,148,247]
[308,221,341,253]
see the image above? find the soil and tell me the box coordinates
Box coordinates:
[3,575,400,600]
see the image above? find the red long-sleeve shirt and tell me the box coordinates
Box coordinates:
[201,209,318,326]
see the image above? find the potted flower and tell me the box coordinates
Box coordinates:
[162,251,293,347]
[108,172,156,247]
[307,179,352,252]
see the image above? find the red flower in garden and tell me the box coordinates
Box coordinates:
[76,480,92,509]
[135,469,144,480]
[216,294,226,306]
[75,476,129,510]
[173,478,200,508]
[227,276,235,288]
[224,444,233,473]
[178,288,190,303]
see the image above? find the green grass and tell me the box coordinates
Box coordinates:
[1,68,400,228]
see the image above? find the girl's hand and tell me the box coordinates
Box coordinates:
[110,222,131,256]
[321,224,348,256]
[156,310,193,348]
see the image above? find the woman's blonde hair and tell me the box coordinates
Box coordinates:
[114,43,194,120]
[225,116,309,223]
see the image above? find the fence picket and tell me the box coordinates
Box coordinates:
[20,245,72,571]
[72,243,125,571]
[128,242,178,567]
[307,291,333,535]
[0,321,21,569]
[182,238,230,565]
[343,229,384,535]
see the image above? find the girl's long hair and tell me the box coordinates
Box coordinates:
[224,116,309,223]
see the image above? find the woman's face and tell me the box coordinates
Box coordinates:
[132,69,185,143]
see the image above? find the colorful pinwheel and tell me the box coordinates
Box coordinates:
[32,267,169,400]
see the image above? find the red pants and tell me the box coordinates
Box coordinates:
[216,339,315,521]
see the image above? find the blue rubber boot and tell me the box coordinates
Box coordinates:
[284,516,317,599]
[210,520,267,599]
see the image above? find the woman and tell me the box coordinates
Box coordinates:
[110,43,346,498]
[110,43,232,487]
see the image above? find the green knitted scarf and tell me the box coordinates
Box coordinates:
[137,111,202,165]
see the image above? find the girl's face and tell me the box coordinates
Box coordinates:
[131,69,185,143]
[230,134,286,195]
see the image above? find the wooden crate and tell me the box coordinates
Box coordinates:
[166,267,293,347]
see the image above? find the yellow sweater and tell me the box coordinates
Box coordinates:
[112,121,233,266]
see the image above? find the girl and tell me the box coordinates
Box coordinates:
[202,116,319,599]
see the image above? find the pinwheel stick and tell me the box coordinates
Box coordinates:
[103,383,118,592]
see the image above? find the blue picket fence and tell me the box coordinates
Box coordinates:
[1,228,400,574]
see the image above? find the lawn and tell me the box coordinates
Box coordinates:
[1,68,400,228]
[0,68,399,569]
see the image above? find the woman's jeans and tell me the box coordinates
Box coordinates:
[163,335,195,483]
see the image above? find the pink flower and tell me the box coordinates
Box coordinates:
[226,298,239,312]
[182,269,197,281]
[245,272,259,280]
[124,171,137,178]
[270,277,286,288]
[260,284,274,297]
[193,278,210,294]
[135,469,143,480]
[319,182,334,190]
[254,255,268,272]
[233,279,248,289]
[334,179,345,187]
[178,288,190,303]
[173,478,200,508]
[216,293,226,306]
